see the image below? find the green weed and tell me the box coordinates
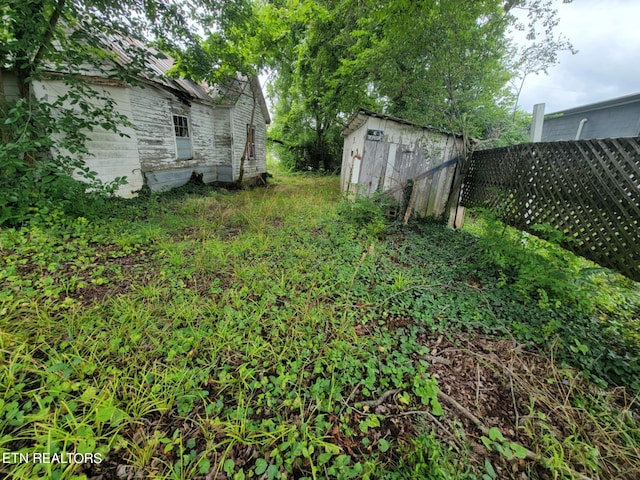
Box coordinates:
[0,172,638,479]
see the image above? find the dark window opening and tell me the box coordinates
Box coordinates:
[173,115,190,137]
[247,124,256,160]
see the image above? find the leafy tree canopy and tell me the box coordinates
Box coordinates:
[258,0,573,169]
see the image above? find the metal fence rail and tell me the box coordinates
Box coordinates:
[460,138,640,282]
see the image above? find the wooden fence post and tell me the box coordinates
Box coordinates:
[447,159,466,229]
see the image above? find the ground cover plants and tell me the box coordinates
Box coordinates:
[1,167,639,479]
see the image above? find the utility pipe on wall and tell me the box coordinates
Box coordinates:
[575,118,588,140]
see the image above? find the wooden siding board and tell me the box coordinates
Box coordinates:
[360,140,389,194]
[129,84,176,170]
[212,107,233,172]
[342,124,367,192]
[230,83,267,181]
[189,102,216,163]
[32,79,144,197]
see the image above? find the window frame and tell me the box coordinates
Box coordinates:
[172,114,193,160]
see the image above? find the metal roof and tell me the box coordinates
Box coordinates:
[546,92,640,117]
[342,108,460,138]
[103,36,212,102]
[54,34,270,123]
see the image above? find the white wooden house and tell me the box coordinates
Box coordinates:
[1,43,270,197]
[340,109,464,222]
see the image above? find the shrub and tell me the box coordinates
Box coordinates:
[337,193,397,238]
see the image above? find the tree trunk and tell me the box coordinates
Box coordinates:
[32,0,67,70]
[12,0,67,168]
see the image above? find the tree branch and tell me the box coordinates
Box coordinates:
[360,389,401,408]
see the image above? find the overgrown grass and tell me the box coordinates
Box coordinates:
[1,168,638,479]
[463,209,640,390]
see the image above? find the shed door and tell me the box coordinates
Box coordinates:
[383,144,397,190]
[350,157,361,186]
[361,140,390,194]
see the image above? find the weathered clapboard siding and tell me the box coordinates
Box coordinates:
[4,42,271,196]
[129,84,178,171]
[129,82,223,191]
[190,102,216,165]
[341,109,463,221]
[230,82,268,181]
[211,106,234,178]
[31,79,144,197]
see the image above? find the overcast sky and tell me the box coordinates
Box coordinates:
[515,0,640,114]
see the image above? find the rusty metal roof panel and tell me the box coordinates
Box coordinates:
[104,36,212,102]
[342,108,461,138]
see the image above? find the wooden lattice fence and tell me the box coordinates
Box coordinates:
[460,138,640,282]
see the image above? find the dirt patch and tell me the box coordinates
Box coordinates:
[9,245,158,307]
[363,329,638,479]
[75,250,156,305]
[420,332,539,478]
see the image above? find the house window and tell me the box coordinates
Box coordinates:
[246,124,256,160]
[173,115,192,160]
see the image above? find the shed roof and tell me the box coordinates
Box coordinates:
[342,108,459,138]
[546,92,640,117]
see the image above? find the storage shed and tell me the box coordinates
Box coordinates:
[340,109,464,221]
[1,41,270,197]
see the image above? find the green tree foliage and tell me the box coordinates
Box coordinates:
[262,0,571,170]
[261,0,379,171]
[0,0,250,226]
[349,0,511,146]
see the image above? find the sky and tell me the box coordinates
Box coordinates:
[515,0,640,114]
